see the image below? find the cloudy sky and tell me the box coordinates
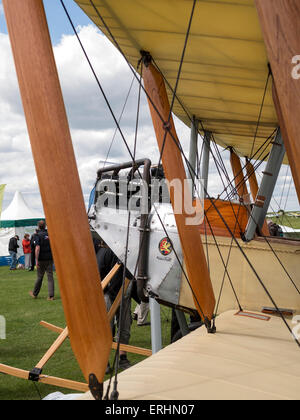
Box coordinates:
[0,0,298,217]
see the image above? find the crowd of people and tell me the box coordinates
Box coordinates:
[8,221,54,301]
[8,229,40,272]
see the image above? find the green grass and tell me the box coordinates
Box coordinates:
[267,215,300,229]
[0,267,172,400]
[266,215,300,239]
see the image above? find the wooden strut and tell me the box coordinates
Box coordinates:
[0,363,89,393]
[2,0,112,396]
[255,0,300,204]
[245,159,269,237]
[39,322,152,358]
[0,266,151,393]
[230,149,250,204]
[142,57,216,322]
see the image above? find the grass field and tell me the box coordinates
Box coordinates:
[0,267,172,400]
[266,215,300,230]
[266,215,300,240]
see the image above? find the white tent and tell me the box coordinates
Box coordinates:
[0,191,44,265]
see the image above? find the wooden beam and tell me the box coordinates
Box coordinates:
[35,328,69,370]
[102,263,121,291]
[0,363,88,393]
[40,321,152,357]
[255,0,300,204]
[245,159,269,237]
[142,60,215,321]
[230,149,250,203]
[107,278,130,322]
[2,0,112,388]
[111,342,152,357]
[40,321,64,335]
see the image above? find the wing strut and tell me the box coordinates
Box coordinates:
[3,0,112,399]
[245,159,269,237]
[255,0,300,204]
[142,56,215,322]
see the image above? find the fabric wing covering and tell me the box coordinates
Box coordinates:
[73,0,285,162]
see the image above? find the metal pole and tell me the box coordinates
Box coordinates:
[188,116,199,180]
[149,297,162,354]
[244,129,285,241]
[201,131,211,197]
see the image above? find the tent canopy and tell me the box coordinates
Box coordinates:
[0,191,43,228]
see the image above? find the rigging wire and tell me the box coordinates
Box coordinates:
[283,177,294,213]
[85,0,300,344]
[102,75,136,169]
[65,0,300,368]
[213,203,244,318]
[167,123,300,348]
[59,0,140,173]
[154,0,197,171]
[278,165,290,211]
[105,72,145,403]
[250,68,272,157]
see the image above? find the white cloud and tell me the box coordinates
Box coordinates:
[0,24,298,219]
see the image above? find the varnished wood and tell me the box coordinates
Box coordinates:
[230,150,250,203]
[35,328,69,370]
[39,321,65,335]
[255,0,300,204]
[142,62,215,320]
[111,342,152,357]
[107,278,130,322]
[36,272,122,370]
[102,263,121,291]
[0,363,89,393]
[200,198,248,238]
[40,322,151,357]
[2,0,112,384]
[245,159,269,237]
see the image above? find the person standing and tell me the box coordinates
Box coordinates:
[22,234,31,270]
[29,229,39,271]
[133,301,150,326]
[8,235,19,271]
[29,221,54,301]
[96,241,132,371]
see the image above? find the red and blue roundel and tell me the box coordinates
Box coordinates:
[159,237,173,256]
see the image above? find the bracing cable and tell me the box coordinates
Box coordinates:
[64,0,300,351]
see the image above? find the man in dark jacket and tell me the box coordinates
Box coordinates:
[29,229,39,271]
[29,220,54,301]
[8,235,19,270]
[96,242,133,371]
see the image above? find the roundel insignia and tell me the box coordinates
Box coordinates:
[159,237,173,256]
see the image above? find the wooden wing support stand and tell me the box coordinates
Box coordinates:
[141,53,215,325]
[0,264,152,394]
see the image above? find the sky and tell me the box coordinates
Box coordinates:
[0,0,298,217]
